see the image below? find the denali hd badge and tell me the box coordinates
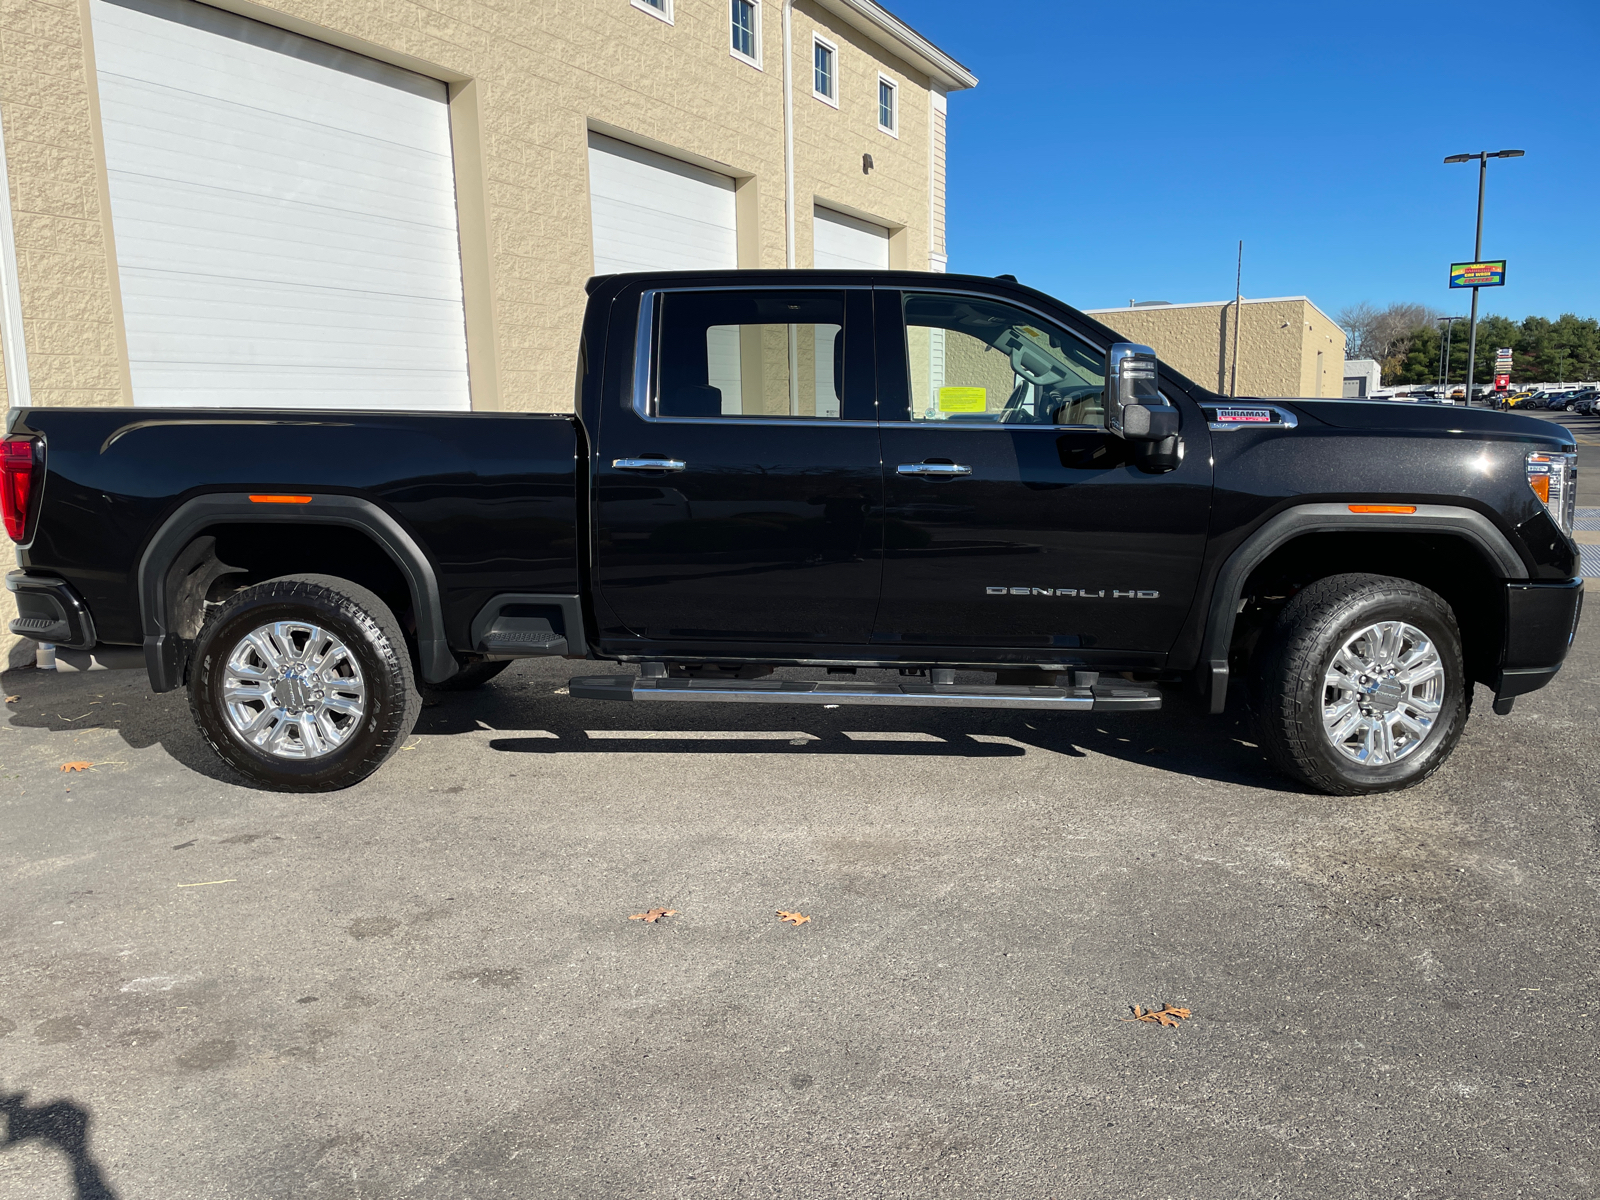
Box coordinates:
[987,587,1159,598]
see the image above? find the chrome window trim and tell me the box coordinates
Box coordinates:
[878,420,1106,432]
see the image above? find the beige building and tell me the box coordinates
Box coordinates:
[0,0,974,415]
[0,0,972,664]
[1085,297,1347,399]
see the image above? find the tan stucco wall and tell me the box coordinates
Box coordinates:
[0,0,951,415]
[1089,299,1347,398]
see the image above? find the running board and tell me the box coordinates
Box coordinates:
[566,675,1161,712]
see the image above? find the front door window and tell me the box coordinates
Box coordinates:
[903,293,1107,427]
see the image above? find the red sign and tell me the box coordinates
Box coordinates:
[1495,374,1510,390]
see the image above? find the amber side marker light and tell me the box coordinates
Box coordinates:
[248,494,313,504]
[1348,504,1417,514]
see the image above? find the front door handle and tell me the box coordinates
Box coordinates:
[613,458,687,472]
[896,462,972,477]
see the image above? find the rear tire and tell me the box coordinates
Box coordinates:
[189,574,420,792]
[1253,573,1469,796]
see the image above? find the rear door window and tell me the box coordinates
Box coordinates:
[651,291,846,419]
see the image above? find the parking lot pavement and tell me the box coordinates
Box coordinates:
[2,628,1596,1200]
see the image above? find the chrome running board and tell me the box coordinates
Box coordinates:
[566,675,1161,712]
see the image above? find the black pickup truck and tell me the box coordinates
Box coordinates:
[4,271,1583,795]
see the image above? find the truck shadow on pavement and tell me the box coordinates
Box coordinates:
[0,1087,119,1200]
[1,662,1289,792]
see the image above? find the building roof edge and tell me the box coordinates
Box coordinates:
[813,0,979,90]
[1084,296,1317,313]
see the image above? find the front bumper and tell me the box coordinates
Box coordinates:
[1494,577,1584,701]
[5,570,96,649]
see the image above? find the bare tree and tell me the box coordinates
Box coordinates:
[1338,302,1442,367]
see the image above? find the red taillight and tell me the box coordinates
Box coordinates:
[1,436,39,544]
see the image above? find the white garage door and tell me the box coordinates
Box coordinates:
[90,0,470,410]
[813,207,890,270]
[587,133,738,275]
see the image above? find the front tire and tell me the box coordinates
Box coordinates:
[1253,573,1469,796]
[189,574,420,791]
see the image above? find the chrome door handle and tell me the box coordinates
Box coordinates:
[896,462,972,477]
[612,458,686,472]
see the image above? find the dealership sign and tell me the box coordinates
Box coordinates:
[1450,260,1507,288]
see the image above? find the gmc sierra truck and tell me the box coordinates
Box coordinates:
[3,271,1583,795]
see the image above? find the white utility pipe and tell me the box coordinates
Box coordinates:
[781,0,795,268]
[0,101,31,406]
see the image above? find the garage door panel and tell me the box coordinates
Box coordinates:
[91,0,469,410]
[95,0,448,133]
[107,177,466,297]
[121,276,472,357]
[588,132,737,275]
[129,366,470,410]
[96,77,460,226]
[813,206,890,270]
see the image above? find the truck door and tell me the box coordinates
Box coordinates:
[593,286,881,645]
[872,288,1212,663]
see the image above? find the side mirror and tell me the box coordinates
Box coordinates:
[1106,343,1178,441]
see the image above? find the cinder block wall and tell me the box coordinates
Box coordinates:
[1091,299,1347,398]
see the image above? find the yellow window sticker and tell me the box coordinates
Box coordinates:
[938,386,986,413]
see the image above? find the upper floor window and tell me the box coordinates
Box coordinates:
[632,0,672,21]
[731,0,760,66]
[877,75,898,136]
[813,36,837,104]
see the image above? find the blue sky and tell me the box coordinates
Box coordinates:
[897,0,1599,323]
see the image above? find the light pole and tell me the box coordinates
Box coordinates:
[1443,149,1524,405]
[1436,315,1465,395]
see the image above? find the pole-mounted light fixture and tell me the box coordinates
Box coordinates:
[1443,150,1526,405]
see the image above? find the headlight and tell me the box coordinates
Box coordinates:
[1526,450,1577,535]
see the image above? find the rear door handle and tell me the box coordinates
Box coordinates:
[896,462,972,477]
[613,458,686,472]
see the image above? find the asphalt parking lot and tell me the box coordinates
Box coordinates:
[2,610,1597,1199]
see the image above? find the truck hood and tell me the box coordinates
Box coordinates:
[1274,399,1574,443]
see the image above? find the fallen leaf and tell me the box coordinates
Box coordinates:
[60,761,93,773]
[1120,1003,1192,1026]
[629,907,676,923]
[4,695,18,703]
[777,911,811,926]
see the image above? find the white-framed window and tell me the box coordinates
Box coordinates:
[632,0,672,24]
[730,0,761,68]
[812,34,837,106]
[877,73,898,137]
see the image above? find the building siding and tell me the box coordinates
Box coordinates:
[1088,298,1347,399]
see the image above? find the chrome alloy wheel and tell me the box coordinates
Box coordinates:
[220,621,367,759]
[1321,620,1445,768]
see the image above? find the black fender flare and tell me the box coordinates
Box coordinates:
[1200,502,1527,713]
[137,493,455,692]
